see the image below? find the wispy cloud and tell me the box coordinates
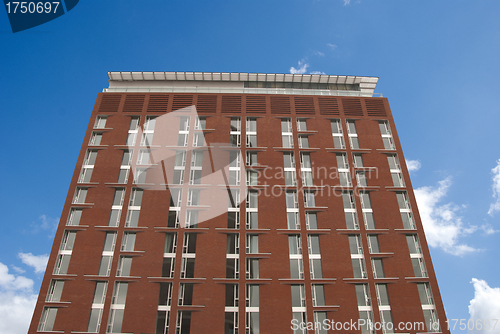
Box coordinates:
[0,262,37,334]
[343,0,351,5]
[414,176,477,256]
[314,51,325,57]
[310,71,326,75]
[290,60,309,74]
[487,159,500,216]
[27,215,59,238]
[18,253,48,274]
[406,159,421,173]
[327,43,337,50]
[468,278,500,334]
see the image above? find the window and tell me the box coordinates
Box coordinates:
[311,284,325,306]
[185,210,199,228]
[107,282,128,333]
[331,119,345,149]
[367,235,380,254]
[46,280,64,302]
[227,234,239,255]
[292,312,307,334]
[137,149,150,165]
[282,118,293,148]
[98,232,116,276]
[72,188,87,204]
[79,150,97,183]
[38,307,58,332]
[162,257,175,278]
[346,120,359,149]
[60,231,76,251]
[356,284,371,307]
[406,235,422,255]
[286,191,300,230]
[297,118,307,132]
[371,258,385,278]
[227,212,240,229]
[126,117,140,146]
[230,117,241,147]
[181,258,195,278]
[246,234,259,254]
[308,235,322,279]
[298,135,309,149]
[352,258,367,279]
[246,117,257,147]
[225,284,239,334]
[337,153,351,187]
[67,208,82,226]
[348,235,363,255]
[288,235,302,255]
[379,121,395,150]
[304,191,316,207]
[360,192,376,229]
[187,189,200,206]
[301,153,313,186]
[247,170,258,186]
[343,191,359,230]
[305,212,318,230]
[411,258,428,278]
[87,281,108,333]
[94,116,107,129]
[247,151,258,166]
[53,254,70,275]
[178,283,194,306]
[226,258,239,279]
[291,284,306,308]
[195,117,206,130]
[89,132,103,146]
[134,167,148,184]
[176,311,191,334]
[353,153,364,168]
[314,312,328,334]
[141,116,156,146]
[356,171,368,187]
[246,258,259,279]
[417,283,435,306]
[121,232,136,251]
[125,189,143,227]
[109,188,125,227]
[246,285,260,334]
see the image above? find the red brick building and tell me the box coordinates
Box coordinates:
[29,72,449,334]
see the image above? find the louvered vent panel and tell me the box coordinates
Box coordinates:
[294,96,315,114]
[221,96,242,113]
[172,95,193,111]
[318,97,340,115]
[342,98,363,116]
[196,95,217,113]
[122,95,145,112]
[365,99,387,117]
[245,95,266,113]
[147,95,169,112]
[270,96,291,114]
[98,94,122,112]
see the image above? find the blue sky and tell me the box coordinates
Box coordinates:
[1,1,500,333]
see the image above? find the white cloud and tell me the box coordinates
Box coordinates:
[414,176,477,256]
[18,253,48,274]
[27,215,59,238]
[343,0,351,5]
[314,51,325,57]
[327,43,337,50]
[0,262,37,334]
[11,266,25,274]
[468,278,500,334]
[487,159,500,216]
[406,159,421,173]
[290,61,309,74]
[310,71,326,75]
